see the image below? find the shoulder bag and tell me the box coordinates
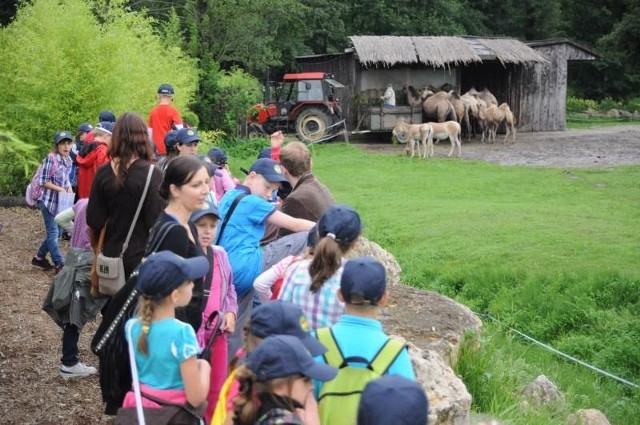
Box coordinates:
[96,165,155,296]
[214,192,248,245]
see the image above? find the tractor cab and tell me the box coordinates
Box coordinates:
[248,72,345,142]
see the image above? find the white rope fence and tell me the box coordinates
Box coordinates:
[474,311,640,389]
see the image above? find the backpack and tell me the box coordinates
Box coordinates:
[25,153,59,207]
[316,327,407,425]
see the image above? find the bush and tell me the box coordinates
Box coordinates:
[597,97,622,111]
[0,0,198,194]
[567,96,597,113]
[0,128,39,195]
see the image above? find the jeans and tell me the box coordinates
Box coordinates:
[36,200,64,266]
[61,324,80,366]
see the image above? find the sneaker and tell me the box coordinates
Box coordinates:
[54,264,64,275]
[32,256,53,270]
[59,362,98,379]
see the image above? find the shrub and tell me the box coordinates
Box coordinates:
[597,97,622,111]
[566,96,597,113]
[0,0,198,194]
[0,128,39,196]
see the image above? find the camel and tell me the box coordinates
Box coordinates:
[426,121,462,157]
[478,87,498,108]
[392,119,433,158]
[482,103,516,143]
[404,85,424,108]
[460,89,486,141]
[421,90,458,123]
[449,91,471,141]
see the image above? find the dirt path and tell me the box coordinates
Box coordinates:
[1,125,638,424]
[358,125,640,168]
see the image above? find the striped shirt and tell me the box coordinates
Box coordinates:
[277,258,346,329]
[38,153,72,215]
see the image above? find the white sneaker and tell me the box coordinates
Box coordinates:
[59,362,98,379]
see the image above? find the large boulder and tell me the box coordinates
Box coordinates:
[382,284,483,425]
[348,237,402,287]
[406,340,473,425]
[567,409,611,425]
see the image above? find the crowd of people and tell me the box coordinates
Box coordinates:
[34,83,430,424]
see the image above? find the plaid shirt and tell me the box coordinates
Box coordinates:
[38,153,72,215]
[277,259,345,329]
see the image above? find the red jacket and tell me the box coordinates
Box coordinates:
[76,142,109,198]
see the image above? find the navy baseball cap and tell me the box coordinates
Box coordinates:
[207,147,228,166]
[95,121,114,135]
[340,256,387,306]
[257,147,272,159]
[158,83,175,95]
[250,301,326,356]
[318,204,362,244]
[98,110,116,123]
[357,375,429,425]
[135,251,209,301]
[249,158,287,183]
[190,201,220,223]
[307,224,318,248]
[164,130,179,151]
[246,335,337,382]
[54,131,73,144]
[77,123,93,133]
[176,128,201,145]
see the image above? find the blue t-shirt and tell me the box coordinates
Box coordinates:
[125,317,200,390]
[216,187,275,297]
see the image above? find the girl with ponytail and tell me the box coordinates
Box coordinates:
[122,251,211,412]
[277,205,362,329]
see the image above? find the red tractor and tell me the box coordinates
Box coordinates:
[247,72,345,143]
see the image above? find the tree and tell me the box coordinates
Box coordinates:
[0,0,198,193]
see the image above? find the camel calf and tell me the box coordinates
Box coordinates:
[484,103,516,143]
[392,119,433,158]
[426,121,462,157]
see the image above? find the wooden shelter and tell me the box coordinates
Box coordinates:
[295,36,598,133]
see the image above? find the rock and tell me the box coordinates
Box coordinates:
[633,110,640,119]
[522,375,565,409]
[585,108,597,116]
[567,409,611,425]
[381,284,482,363]
[349,237,402,286]
[607,109,620,118]
[405,340,472,425]
[619,110,632,118]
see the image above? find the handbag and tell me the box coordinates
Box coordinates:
[96,165,155,296]
[115,322,205,425]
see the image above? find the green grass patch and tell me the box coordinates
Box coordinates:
[306,142,640,423]
[567,113,640,129]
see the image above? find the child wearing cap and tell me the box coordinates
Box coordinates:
[148,83,184,157]
[190,202,238,422]
[121,250,211,412]
[314,256,415,425]
[233,334,337,425]
[212,300,327,425]
[278,205,362,329]
[156,129,179,172]
[76,121,113,199]
[357,375,429,425]
[207,147,237,202]
[31,131,75,274]
[216,157,316,357]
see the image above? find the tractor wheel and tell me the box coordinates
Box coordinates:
[295,108,331,143]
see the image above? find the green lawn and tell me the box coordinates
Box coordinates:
[307,142,640,424]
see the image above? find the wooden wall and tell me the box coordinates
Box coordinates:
[296,42,596,133]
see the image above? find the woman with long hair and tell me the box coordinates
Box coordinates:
[87,112,165,415]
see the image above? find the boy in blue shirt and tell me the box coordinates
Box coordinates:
[216,157,315,357]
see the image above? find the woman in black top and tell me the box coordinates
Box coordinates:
[88,112,165,415]
[153,154,210,330]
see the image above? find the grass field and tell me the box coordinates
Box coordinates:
[307,143,640,424]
